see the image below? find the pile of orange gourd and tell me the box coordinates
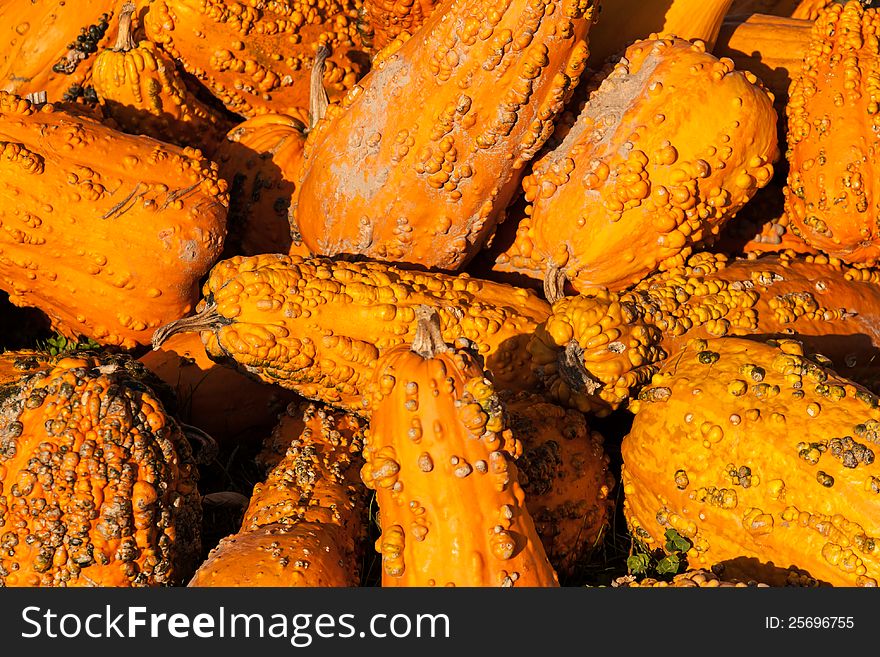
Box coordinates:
[1,0,879,588]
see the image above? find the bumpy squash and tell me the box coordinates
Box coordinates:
[361,307,558,586]
[0,1,118,102]
[0,92,228,349]
[139,332,299,447]
[502,391,614,578]
[292,0,597,271]
[358,0,440,51]
[142,0,369,119]
[715,14,812,105]
[587,0,733,66]
[91,2,232,153]
[0,351,201,586]
[189,402,366,586]
[622,336,880,587]
[784,1,880,264]
[152,254,550,414]
[499,37,778,293]
[528,252,880,415]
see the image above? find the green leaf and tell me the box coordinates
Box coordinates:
[656,554,681,575]
[626,553,651,575]
[664,528,691,553]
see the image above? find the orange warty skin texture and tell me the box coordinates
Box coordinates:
[622,337,880,587]
[784,1,880,264]
[139,332,299,447]
[0,353,201,587]
[528,252,880,415]
[0,93,228,349]
[292,0,596,271]
[360,0,441,51]
[142,0,368,119]
[361,338,558,586]
[91,28,232,154]
[503,391,614,578]
[503,37,778,293]
[213,113,310,257]
[189,402,366,587]
[613,569,767,587]
[177,254,550,414]
[0,1,118,102]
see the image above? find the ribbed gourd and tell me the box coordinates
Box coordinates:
[502,391,615,578]
[358,0,441,51]
[0,351,201,586]
[528,252,880,415]
[0,1,119,102]
[139,332,300,447]
[361,307,558,586]
[496,37,778,293]
[91,2,232,154]
[189,402,366,586]
[291,0,597,271]
[142,0,369,119]
[784,1,880,264]
[622,336,880,587]
[0,92,228,349]
[151,254,550,414]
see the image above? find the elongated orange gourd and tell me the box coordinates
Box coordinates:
[152,254,550,414]
[361,308,558,586]
[0,92,228,348]
[189,402,366,587]
[91,2,231,153]
[0,1,118,102]
[622,337,880,587]
[528,252,880,415]
[499,37,778,293]
[292,0,596,272]
[587,0,733,66]
[784,1,880,264]
[142,0,369,119]
[0,351,201,586]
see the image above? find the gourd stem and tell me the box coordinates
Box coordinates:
[558,340,602,395]
[309,44,331,131]
[180,423,219,465]
[151,303,227,350]
[543,265,567,305]
[410,306,450,358]
[114,2,138,52]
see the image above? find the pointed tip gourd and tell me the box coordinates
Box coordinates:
[142,0,369,119]
[292,0,597,271]
[90,2,233,154]
[152,254,551,415]
[622,336,880,587]
[0,92,228,349]
[529,252,880,414]
[503,36,779,293]
[784,1,880,264]
[189,402,366,587]
[360,308,558,586]
[0,351,202,586]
